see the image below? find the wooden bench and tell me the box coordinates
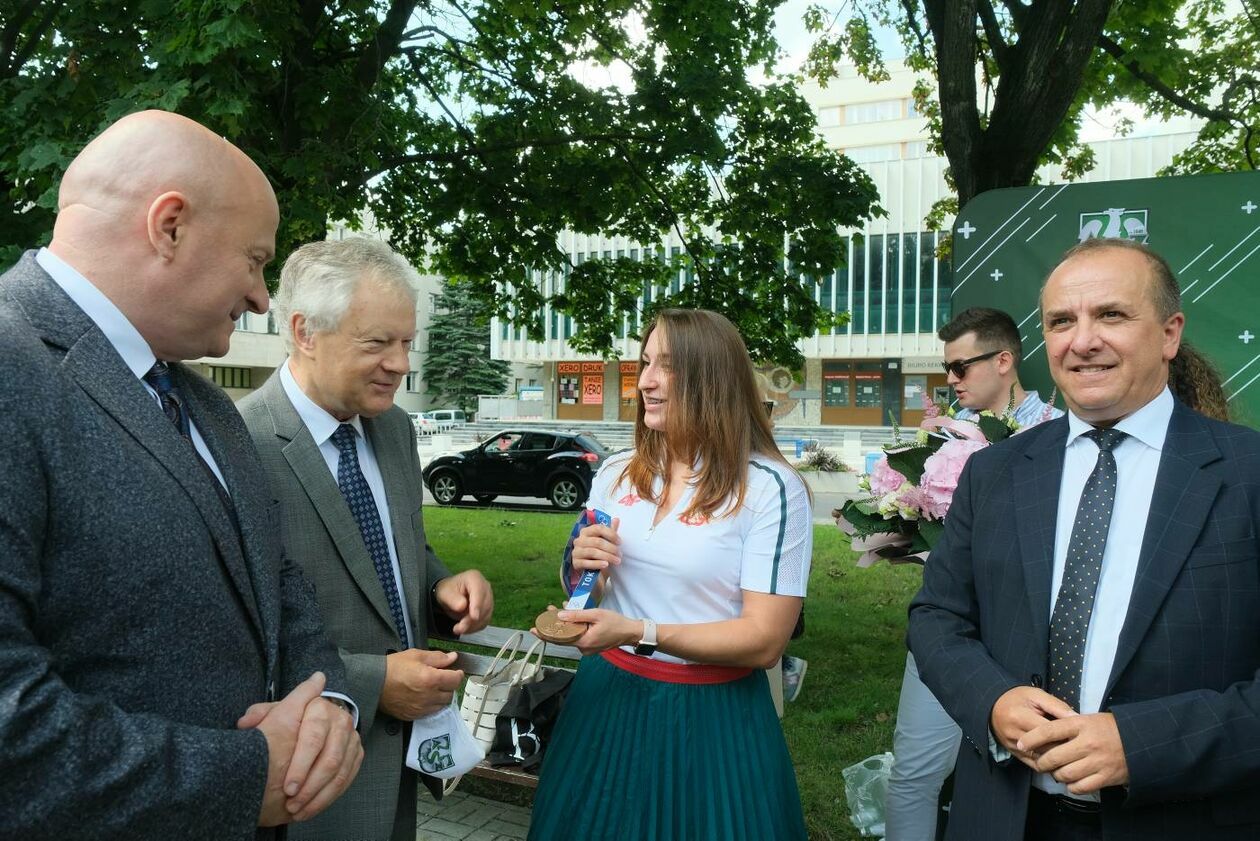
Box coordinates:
[435,625,582,788]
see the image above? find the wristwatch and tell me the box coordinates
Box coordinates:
[634,618,658,657]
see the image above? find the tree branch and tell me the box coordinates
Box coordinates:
[367,132,656,179]
[2,0,64,79]
[976,1,1011,70]
[1097,33,1236,122]
[354,0,417,90]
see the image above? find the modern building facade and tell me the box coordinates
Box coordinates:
[490,60,1201,427]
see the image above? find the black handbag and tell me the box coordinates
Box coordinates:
[487,668,574,772]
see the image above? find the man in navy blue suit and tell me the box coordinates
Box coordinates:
[910,237,1260,840]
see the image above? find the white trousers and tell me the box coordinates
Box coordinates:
[884,652,961,841]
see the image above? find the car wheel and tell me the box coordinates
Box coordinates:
[548,476,584,510]
[431,472,463,505]
[473,494,498,504]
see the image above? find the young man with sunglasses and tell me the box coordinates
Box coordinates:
[885,307,1061,841]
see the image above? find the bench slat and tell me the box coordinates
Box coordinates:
[469,762,540,788]
[440,626,583,662]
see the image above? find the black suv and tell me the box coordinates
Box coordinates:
[422,429,609,510]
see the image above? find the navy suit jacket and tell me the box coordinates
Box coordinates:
[0,253,347,839]
[909,400,1260,840]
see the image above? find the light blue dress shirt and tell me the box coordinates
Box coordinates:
[1033,387,1172,798]
[279,360,416,648]
[37,248,227,488]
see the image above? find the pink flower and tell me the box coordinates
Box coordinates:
[919,439,987,519]
[868,455,908,496]
[922,393,941,419]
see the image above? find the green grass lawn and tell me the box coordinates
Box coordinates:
[425,505,921,840]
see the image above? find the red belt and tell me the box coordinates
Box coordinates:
[601,647,753,685]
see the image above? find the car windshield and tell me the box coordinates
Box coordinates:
[574,433,608,455]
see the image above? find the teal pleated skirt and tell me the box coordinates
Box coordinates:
[527,653,807,841]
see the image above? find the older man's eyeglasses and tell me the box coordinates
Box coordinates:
[941,349,1002,379]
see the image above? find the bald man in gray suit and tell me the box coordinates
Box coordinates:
[0,111,362,840]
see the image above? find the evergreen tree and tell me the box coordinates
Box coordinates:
[424,280,510,417]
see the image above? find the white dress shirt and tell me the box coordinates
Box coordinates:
[37,248,227,489]
[1035,386,1173,798]
[279,360,416,648]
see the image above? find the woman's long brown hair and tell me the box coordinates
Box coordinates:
[620,309,800,520]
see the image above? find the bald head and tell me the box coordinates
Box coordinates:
[57,110,271,233]
[48,110,278,361]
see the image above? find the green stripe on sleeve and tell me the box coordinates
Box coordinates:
[749,462,788,594]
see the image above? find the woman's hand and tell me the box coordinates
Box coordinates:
[571,518,621,572]
[555,608,640,656]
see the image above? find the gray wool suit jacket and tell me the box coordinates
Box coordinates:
[239,369,454,841]
[0,252,348,840]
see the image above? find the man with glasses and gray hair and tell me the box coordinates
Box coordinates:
[240,237,494,841]
[885,307,1061,840]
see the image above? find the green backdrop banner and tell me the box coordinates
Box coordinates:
[952,171,1260,428]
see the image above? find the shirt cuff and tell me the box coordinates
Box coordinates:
[988,728,1012,764]
[321,691,360,730]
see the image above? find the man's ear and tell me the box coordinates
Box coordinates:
[291,313,316,353]
[147,191,188,261]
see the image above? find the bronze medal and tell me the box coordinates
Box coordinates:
[534,608,585,644]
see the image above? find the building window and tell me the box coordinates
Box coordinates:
[235,313,249,331]
[405,371,421,392]
[210,366,252,390]
[904,140,931,158]
[429,293,441,314]
[266,312,278,334]
[843,144,901,164]
[817,106,841,127]
[844,99,903,125]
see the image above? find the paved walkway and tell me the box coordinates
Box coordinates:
[417,790,531,840]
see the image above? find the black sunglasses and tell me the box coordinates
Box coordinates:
[941,349,1002,379]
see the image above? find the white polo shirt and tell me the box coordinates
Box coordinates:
[591,451,813,664]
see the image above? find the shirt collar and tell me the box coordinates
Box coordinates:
[1065,386,1173,454]
[279,359,364,447]
[37,247,156,380]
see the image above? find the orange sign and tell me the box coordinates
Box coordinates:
[558,362,582,374]
[620,375,638,400]
[582,375,603,405]
[620,361,638,374]
[581,362,604,374]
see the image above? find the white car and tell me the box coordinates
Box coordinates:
[422,408,466,431]
[408,412,438,436]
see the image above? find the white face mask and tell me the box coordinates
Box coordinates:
[406,700,486,779]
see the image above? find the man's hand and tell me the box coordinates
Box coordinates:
[238,672,362,826]
[435,570,494,635]
[378,648,464,720]
[990,686,1077,770]
[1021,712,1129,795]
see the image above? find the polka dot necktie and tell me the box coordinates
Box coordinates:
[1047,427,1127,710]
[331,424,409,645]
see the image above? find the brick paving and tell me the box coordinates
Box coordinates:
[417,790,531,841]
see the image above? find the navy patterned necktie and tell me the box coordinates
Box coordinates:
[331,424,409,644]
[144,361,237,525]
[1047,427,1128,709]
[145,361,191,438]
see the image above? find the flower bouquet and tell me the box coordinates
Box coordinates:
[834,396,1038,566]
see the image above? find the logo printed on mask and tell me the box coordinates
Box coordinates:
[417,733,456,774]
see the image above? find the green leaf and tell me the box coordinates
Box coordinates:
[886,445,932,486]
